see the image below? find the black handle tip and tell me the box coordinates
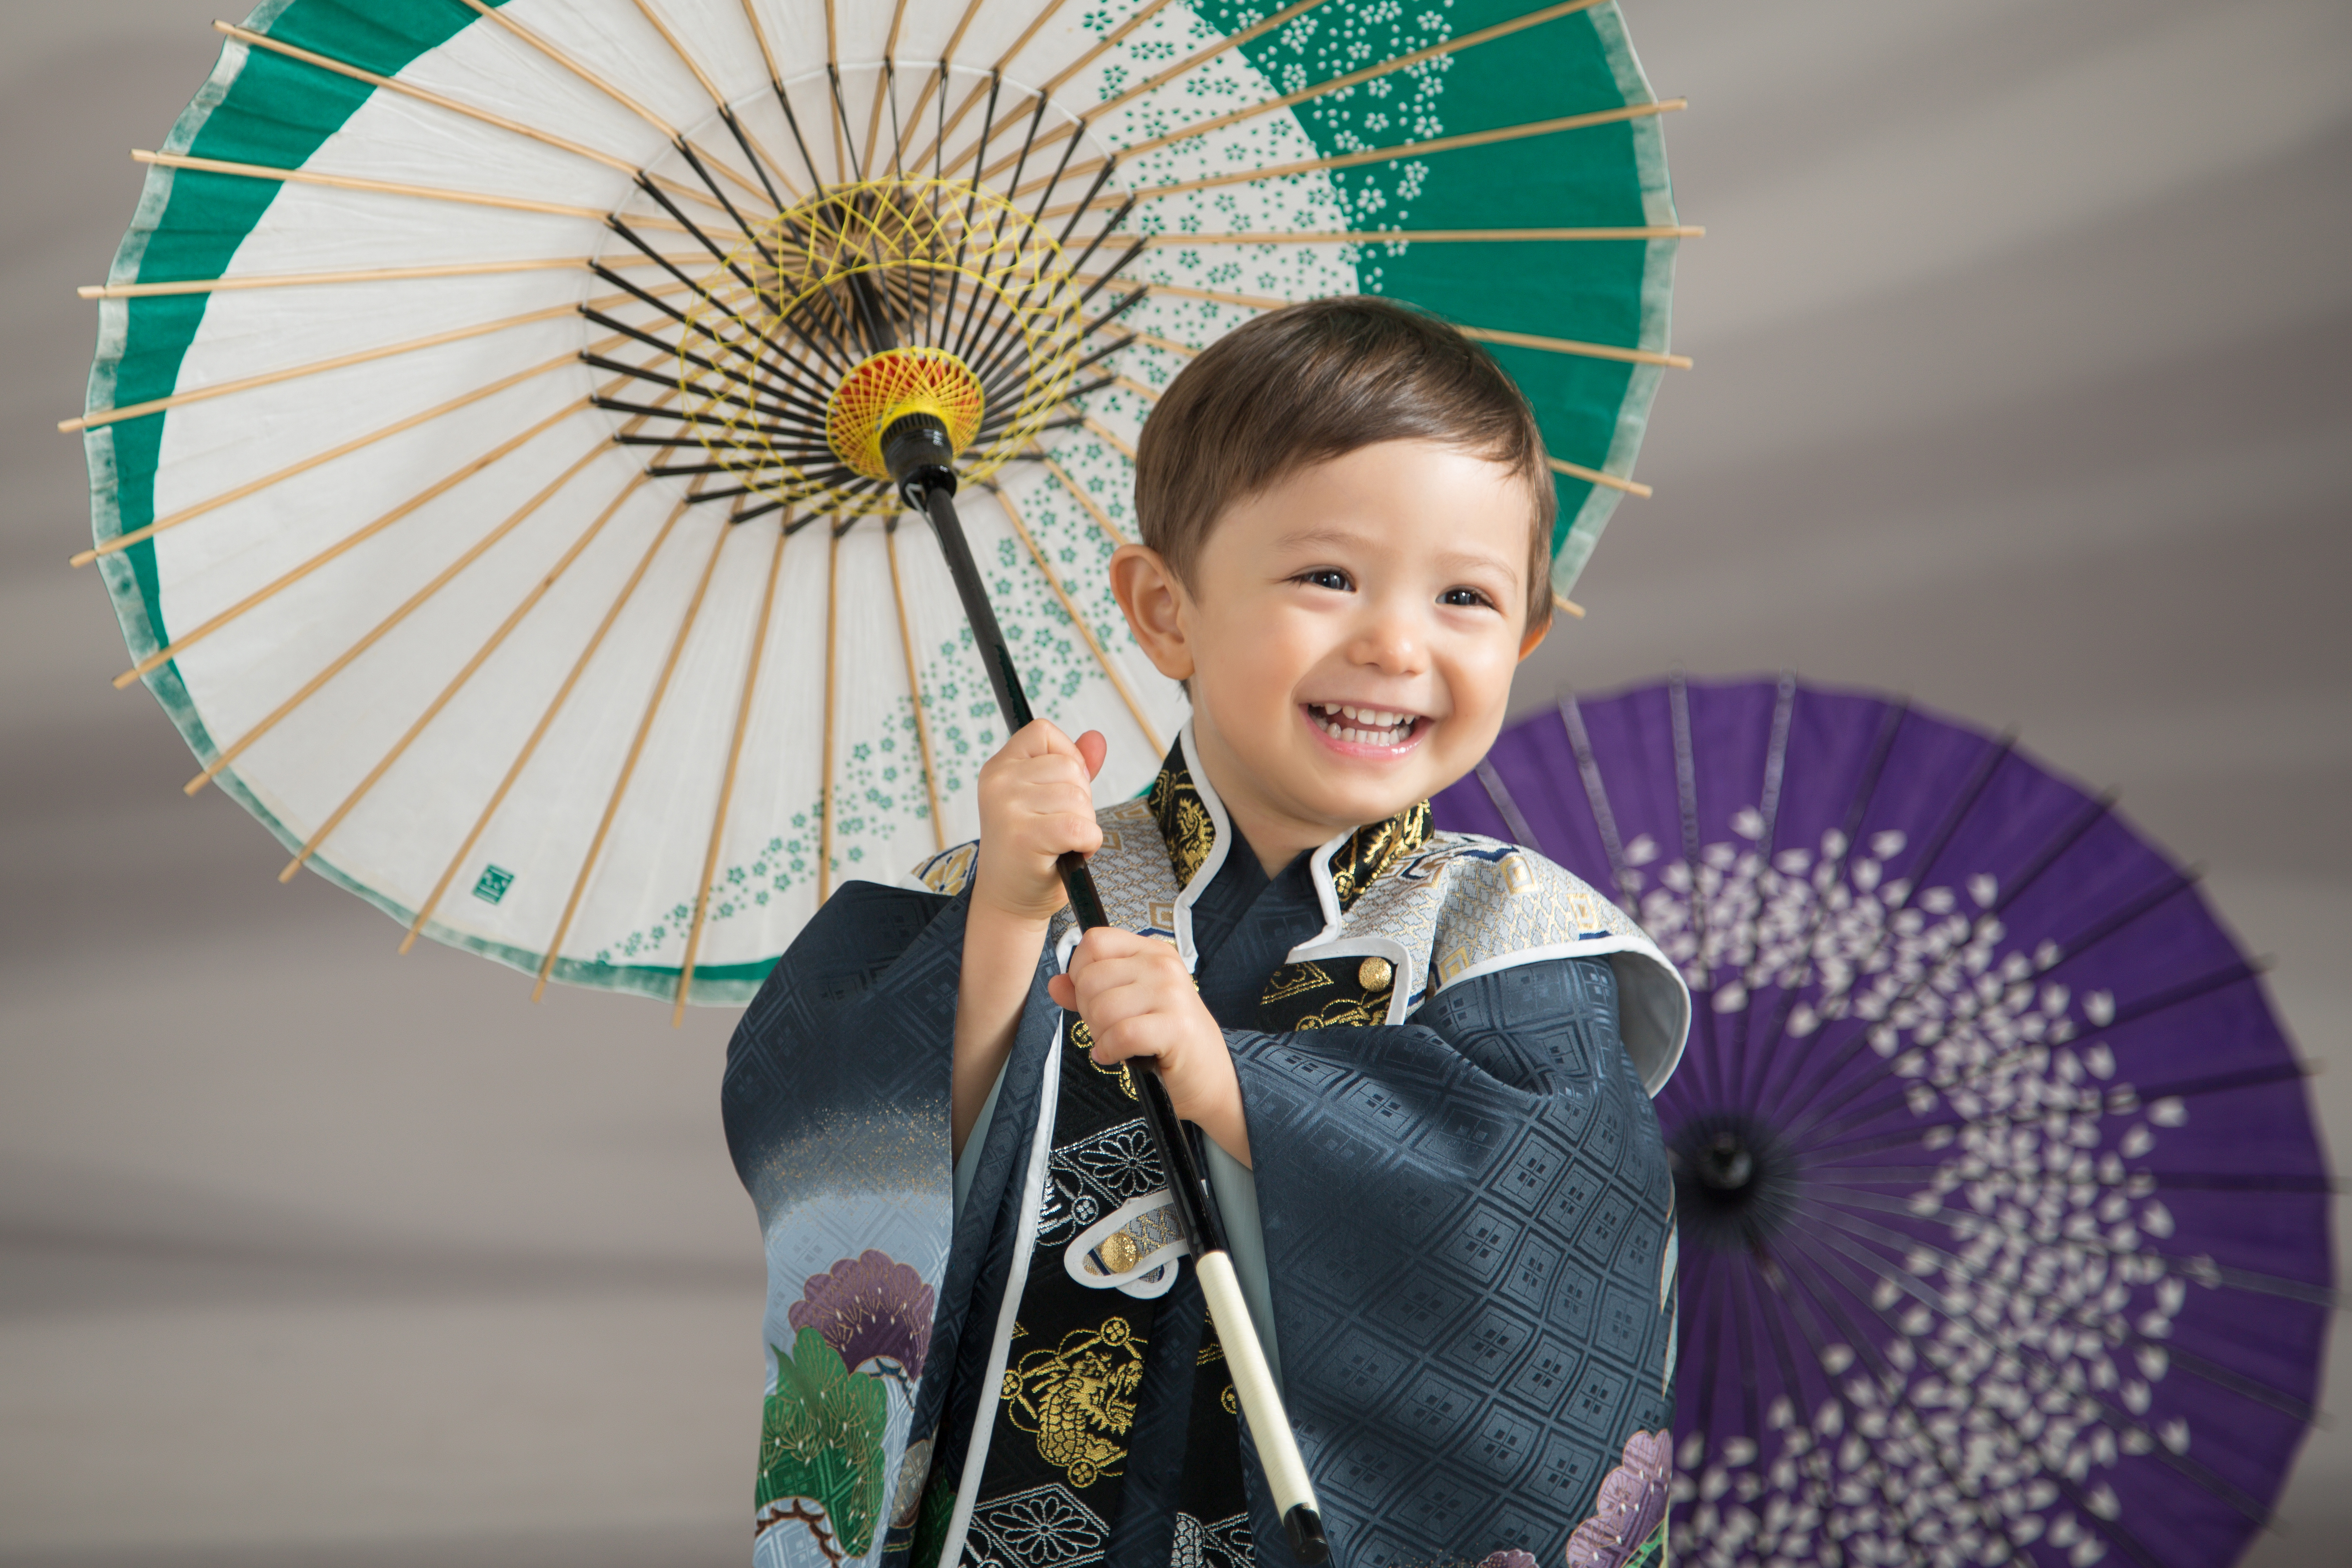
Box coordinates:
[1283,1505,1328,1564]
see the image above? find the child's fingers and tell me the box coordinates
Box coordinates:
[1074,729,1108,781]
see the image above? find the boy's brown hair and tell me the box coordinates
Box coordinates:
[1132,295,1555,634]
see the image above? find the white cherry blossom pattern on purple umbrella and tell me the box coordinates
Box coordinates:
[787,1249,936,1384]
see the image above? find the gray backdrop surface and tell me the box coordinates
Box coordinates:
[2,2,2344,1564]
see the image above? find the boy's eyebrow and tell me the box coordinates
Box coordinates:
[1272,525,1520,579]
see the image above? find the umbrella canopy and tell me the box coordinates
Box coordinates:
[1434,677,2335,1568]
[69,0,1689,1007]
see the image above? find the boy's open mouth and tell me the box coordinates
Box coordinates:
[1304,702,1424,750]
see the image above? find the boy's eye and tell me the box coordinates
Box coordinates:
[1440,586,1496,609]
[1297,568,1353,592]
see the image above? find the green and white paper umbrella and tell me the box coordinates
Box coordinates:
[71,0,1689,1010]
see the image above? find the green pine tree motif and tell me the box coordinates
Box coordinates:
[757,1328,889,1556]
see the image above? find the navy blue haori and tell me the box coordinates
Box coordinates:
[724,727,1690,1568]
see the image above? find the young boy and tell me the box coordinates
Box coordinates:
[724,299,1689,1568]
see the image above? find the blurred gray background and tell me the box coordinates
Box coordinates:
[3,1,2345,1563]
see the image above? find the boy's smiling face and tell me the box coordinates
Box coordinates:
[1111,438,1547,871]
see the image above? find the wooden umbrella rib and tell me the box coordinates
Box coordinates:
[403,494,693,954]
[625,0,799,203]
[1037,453,1128,546]
[1114,224,1703,246]
[970,0,1330,186]
[943,0,1183,185]
[112,396,592,689]
[1546,454,1651,499]
[903,0,1074,175]
[819,524,841,903]
[212,19,750,219]
[674,513,791,1025]
[188,437,614,795]
[533,502,733,1000]
[131,147,613,220]
[80,257,594,300]
[991,486,1162,755]
[896,0,989,136]
[1110,374,1161,406]
[1459,323,1691,370]
[860,0,913,176]
[1073,276,1690,369]
[1550,590,1586,620]
[281,471,653,882]
[885,525,948,854]
[1051,99,1685,218]
[1077,416,1134,461]
[1006,0,1606,196]
[1127,328,1197,360]
[72,341,604,565]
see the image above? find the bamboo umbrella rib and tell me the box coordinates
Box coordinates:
[1112,225,1704,246]
[885,525,948,854]
[1547,454,1652,499]
[533,500,733,999]
[1460,323,1692,370]
[1110,374,1161,405]
[1551,590,1587,620]
[894,0,989,137]
[72,341,606,565]
[131,148,619,222]
[674,513,790,1025]
[1128,328,1197,360]
[940,0,1182,184]
[1073,276,1692,369]
[1036,454,1128,547]
[819,525,841,903]
[965,0,1330,186]
[112,395,591,689]
[212,21,737,221]
[82,257,586,300]
[860,0,913,176]
[1050,100,1686,218]
[65,300,579,434]
[1077,416,1134,461]
[403,494,693,954]
[903,0,1075,175]
[188,437,614,795]
[624,0,798,203]
[1005,0,1607,196]
[281,471,654,882]
[450,0,771,210]
[70,274,697,442]
[991,486,1161,755]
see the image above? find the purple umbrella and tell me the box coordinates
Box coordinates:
[1434,676,2334,1568]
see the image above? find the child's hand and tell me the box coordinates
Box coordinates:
[973,719,1108,923]
[1049,929,1251,1166]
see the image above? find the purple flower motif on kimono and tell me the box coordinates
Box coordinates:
[788,1249,936,1382]
[1565,1429,1672,1568]
[1479,1551,1539,1568]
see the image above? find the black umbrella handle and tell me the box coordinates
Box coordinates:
[896,441,1326,1562]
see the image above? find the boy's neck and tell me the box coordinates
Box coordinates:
[1189,720,1341,882]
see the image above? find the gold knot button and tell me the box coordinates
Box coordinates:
[1358,956,1395,991]
[1098,1229,1142,1274]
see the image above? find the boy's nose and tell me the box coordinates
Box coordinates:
[1349,604,1428,674]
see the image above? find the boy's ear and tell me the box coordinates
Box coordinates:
[1108,544,1197,681]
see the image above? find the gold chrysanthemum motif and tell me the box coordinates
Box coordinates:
[674,177,1084,516]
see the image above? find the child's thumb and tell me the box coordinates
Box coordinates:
[1074,729,1108,781]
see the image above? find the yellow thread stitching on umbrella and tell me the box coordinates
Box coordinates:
[674,177,1082,516]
